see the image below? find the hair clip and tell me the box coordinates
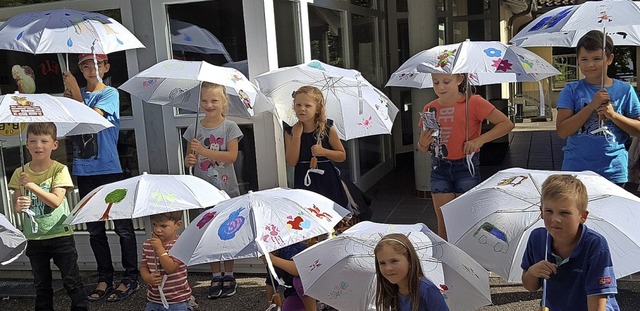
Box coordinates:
[291,91,297,98]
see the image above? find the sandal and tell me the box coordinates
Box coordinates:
[87,283,113,302]
[105,279,139,302]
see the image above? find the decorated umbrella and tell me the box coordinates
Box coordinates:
[292,221,491,311]
[0,213,27,265]
[255,60,399,140]
[169,19,232,61]
[64,172,229,224]
[441,167,640,284]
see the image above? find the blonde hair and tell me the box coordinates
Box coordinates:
[201,82,229,117]
[541,174,588,213]
[374,233,424,311]
[293,85,328,141]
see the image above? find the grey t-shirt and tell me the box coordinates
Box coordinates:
[183,119,243,197]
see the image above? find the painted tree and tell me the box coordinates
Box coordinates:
[100,188,127,220]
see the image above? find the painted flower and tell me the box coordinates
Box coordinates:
[484,48,502,58]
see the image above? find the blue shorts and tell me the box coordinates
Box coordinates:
[430,154,480,194]
[145,301,191,311]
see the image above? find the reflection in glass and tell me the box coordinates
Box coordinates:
[352,14,379,86]
[309,6,343,67]
[358,135,383,175]
[351,0,375,9]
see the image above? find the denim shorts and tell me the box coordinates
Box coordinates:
[430,153,480,194]
[145,301,191,311]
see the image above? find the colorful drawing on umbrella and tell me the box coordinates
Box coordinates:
[497,175,528,187]
[308,259,322,272]
[596,4,613,23]
[286,212,311,230]
[328,281,352,300]
[518,55,533,69]
[150,191,177,205]
[473,222,509,254]
[492,58,513,72]
[10,95,44,116]
[436,49,457,68]
[307,61,325,71]
[142,78,157,88]
[197,211,217,229]
[218,207,245,240]
[238,90,252,109]
[261,224,284,245]
[100,188,127,220]
[396,72,416,81]
[307,204,333,222]
[356,116,373,129]
[483,47,502,58]
[230,73,246,84]
[528,8,572,32]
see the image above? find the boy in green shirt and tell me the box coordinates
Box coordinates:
[9,122,87,310]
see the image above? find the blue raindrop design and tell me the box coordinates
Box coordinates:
[16,31,23,40]
[67,38,73,47]
[307,61,325,71]
[116,37,123,45]
[184,34,192,42]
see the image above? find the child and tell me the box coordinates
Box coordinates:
[374,233,449,311]
[285,86,350,213]
[263,242,316,311]
[63,53,140,302]
[417,73,514,240]
[183,82,243,299]
[555,30,640,185]
[141,211,193,311]
[8,122,88,311]
[521,174,619,310]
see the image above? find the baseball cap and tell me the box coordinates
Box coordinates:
[78,53,108,64]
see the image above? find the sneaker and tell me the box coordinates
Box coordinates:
[220,275,237,298]
[207,276,223,299]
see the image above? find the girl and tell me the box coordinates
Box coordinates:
[374,234,449,311]
[285,86,351,213]
[183,82,243,299]
[417,74,514,240]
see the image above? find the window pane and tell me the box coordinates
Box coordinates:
[351,0,375,9]
[358,135,382,175]
[352,14,378,85]
[167,0,248,115]
[309,6,344,67]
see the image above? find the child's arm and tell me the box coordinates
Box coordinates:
[556,89,609,139]
[268,253,300,276]
[19,172,67,209]
[285,122,304,167]
[465,108,514,155]
[184,140,197,168]
[416,129,435,153]
[149,235,181,274]
[521,260,558,292]
[587,295,608,311]
[597,101,640,137]
[190,138,239,164]
[140,259,162,286]
[310,126,346,162]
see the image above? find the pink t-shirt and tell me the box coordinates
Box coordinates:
[422,94,495,160]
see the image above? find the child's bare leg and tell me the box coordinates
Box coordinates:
[210,262,221,274]
[432,193,456,241]
[223,260,234,274]
[302,296,317,311]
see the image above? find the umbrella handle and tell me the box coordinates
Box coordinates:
[540,307,549,311]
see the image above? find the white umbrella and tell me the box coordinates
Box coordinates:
[386,40,560,88]
[169,19,232,62]
[0,213,27,265]
[0,8,144,55]
[169,187,350,267]
[0,92,114,137]
[255,60,399,140]
[510,0,640,47]
[442,167,640,283]
[64,172,229,224]
[119,59,273,118]
[292,221,491,311]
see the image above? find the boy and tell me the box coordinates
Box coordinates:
[9,122,88,311]
[141,211,193,310]
[63,53,140,302]
[521,174,619,311]
[556,30,640,185]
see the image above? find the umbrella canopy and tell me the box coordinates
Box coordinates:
[386,40,560,88]
[64,173,230,224]
[292,221,491,311]
[169,19,232,62]
[442,167,640,283]
[169,187,351,266]
[119,59,273,118]
[511,0,640,47]
[0,213,27,265]
[0,92,114,137]
[255,60,399,140]
[0,8,144,54]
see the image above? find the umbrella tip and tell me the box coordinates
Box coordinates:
[142,172,148,175]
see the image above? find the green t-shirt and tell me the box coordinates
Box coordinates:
[9,161,74,240]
